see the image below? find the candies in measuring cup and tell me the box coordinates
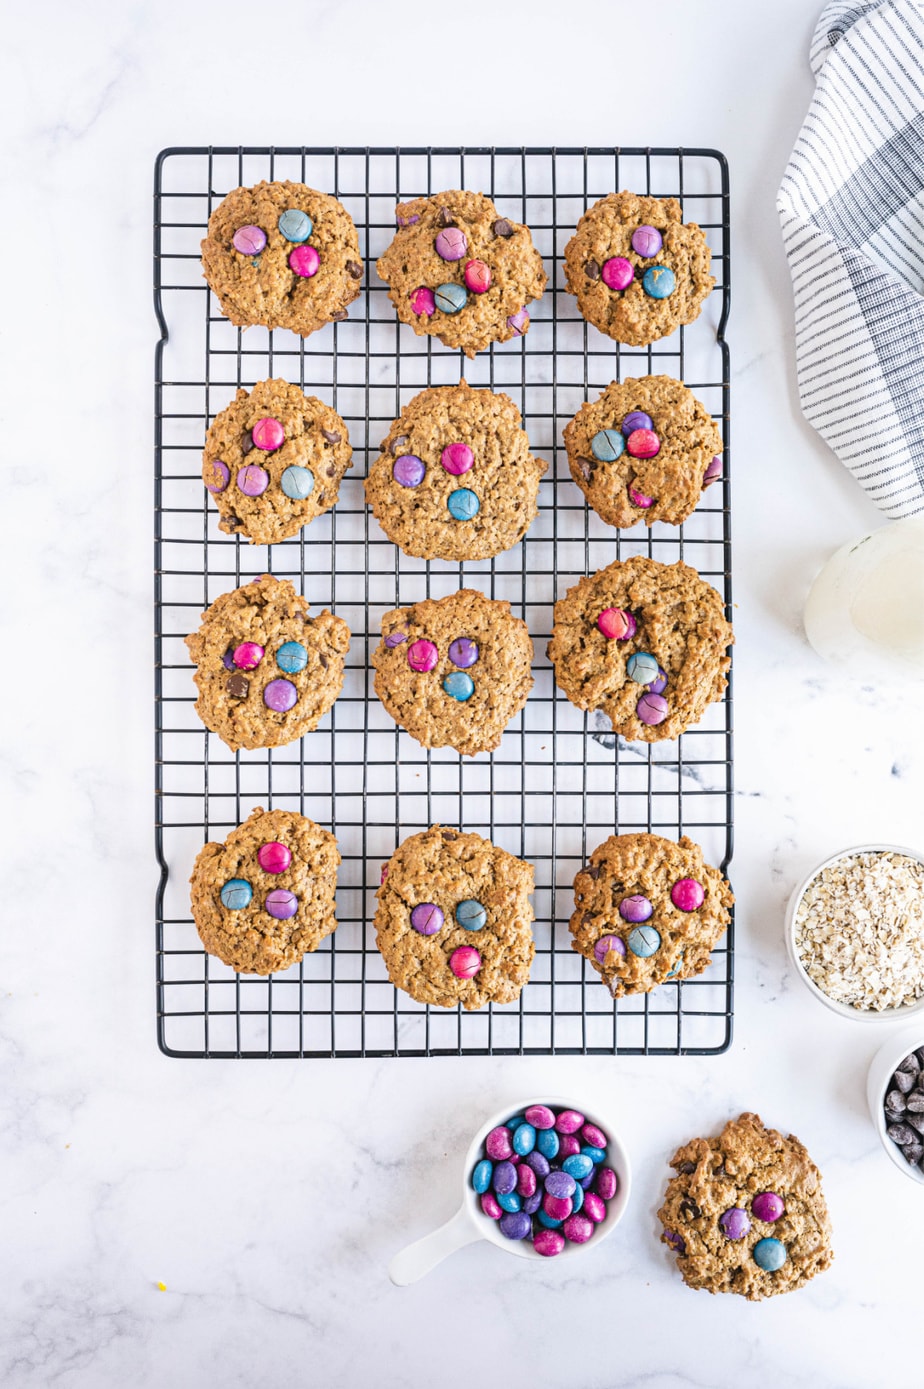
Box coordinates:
[472,1104,619,1256]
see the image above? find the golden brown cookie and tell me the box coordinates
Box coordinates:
[190,807,339,975]
[376,191,547,356]
[185,575,350,751]
[658,1113,834,1300]
[564,192,714,345]
[372,589,533,756]
[564,376,723,528]
[364,380,547,561]
[570,833,733,995]
[201,181,362,336]
[203,379,352,545]
[548,556,733,743]
[375,826,535,1010]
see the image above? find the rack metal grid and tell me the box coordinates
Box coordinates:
[155,146,733,1058]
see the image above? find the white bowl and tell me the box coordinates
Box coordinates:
[867,1027,924,1185]
[784,842,924,1023]
[388,1095,631,1283]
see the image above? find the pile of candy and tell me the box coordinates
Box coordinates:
[472,1104,619,1257]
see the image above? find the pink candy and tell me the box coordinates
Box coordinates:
[480,1192,502,1220]
[252,416,285,452]
[543,1193,572,1221]
[582,1122,607,1149]
[595,1167,618,1200]
[671,877,705,912]
[629,486,654,509]
[258,841,292,874]
[485,1126,514,1160]
[558,1134,581,1158]
[583,1192,607,1223]
[601,256,633,291]
[289,244,320,278]
[409,285,436,316]
[450,946,481,979]
[597,607,637,641]
[562,1213,594,1244]
[232,642,264,670]
[516,1164,537,1198]
[554,1109,585,1134]
[626,428,660,459]
[524,1104,556,1130]
[533,1228,566,1258]
[407,639,439,673]
[463,258,491,293]
[440,442,474,475]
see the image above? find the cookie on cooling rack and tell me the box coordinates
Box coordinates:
[376,191,547,356]
[203,379,352,545]
[547,556,733,743]
[372,589,533,756]
[364,380,547,561]
[201,180,363,336]
[185,574,350,751]
[564,192,714,346]
[190,807,340,975]
[375,826,535,1010]
[658,1112,834,1300]
[564,375,723,528]
[570,833,733,996]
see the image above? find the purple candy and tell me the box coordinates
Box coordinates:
[492,1160,517,1195]
[583,1192,607,1223]
[593,934,626,964]
[397,213,420,227]
[263,678,298,713]
[522,1190,542,1216]
[507,307,529,336]
[525,1104,556,1130]
[637,692,668,726]
[236,463,269,497]
[393,454,426,488]
[720,1207,751,1241]
[664,1229,686,1253]
[485,1126,514,1161]
[595,1167,618,1200]
[499,1211,531,1241]
[265,888,298,920]
[619,894,653,923]
[384,631,408,647]
[534,1227,566,1257]
[703,455,723,487]
[554,1109,585,1134]
[752,1192,785,1223]
[221,648,235,671]
[580,1172,596,1190]
[448,637,478,668]
[434,226,468,261]
[562,1213,594,1244]
[621,410,654,435]
[206,459,230,493]
[631,225,663,258]
[545,1170,577,1200]
[410,903,444,935]
[647,666,668,695]
[525,1151,550,1179]
[232,224,266,256]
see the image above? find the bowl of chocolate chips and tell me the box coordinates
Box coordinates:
[867,1027,924,1185]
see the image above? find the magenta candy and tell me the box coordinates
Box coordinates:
[593,934,626,963]
[480,1192,503,1220]
[595,1167,618,1200]
[206,459,230,493]
[289,244,320,277]
[533,1228,566,1258]
[507,307,529,336]
[450,945,481,979]
[703,455,723,487]
[581,1122,607,1149]
[543,1192,573,1221]
[562,1213,594,1244]
[384,631,408,647]
[485,1126,514,1160]
[516,1163,537,1198]
[509,1154,521,1165]
[558,1134,581,1158]
[263,678,298,713]
[626,428,660,459]
[236,463,269,497]
[251,417,285,452]
[583,1192,607,1223]
[720,1207,751,1241]
[232,225,266,255]
[463,258,491,293]
[597,607,636,641]
[628,486,655,509]
[379,864,388,884]
[232,641,264,670]
[409,285,436,316]
[671,877,705,912]
[524,1104,556,1130]
[637,692,668,726]
[554,1109,585,1134]
[265,888,298,920]
[601,256,634,291]
[257,841,292,875]
[752,1192,785,1223]
[631,224,663,258]
[434,226,468,261]
[440,442,474,475]
[407,638,438,673]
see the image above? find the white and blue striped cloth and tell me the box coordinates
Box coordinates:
[778,0,924,517]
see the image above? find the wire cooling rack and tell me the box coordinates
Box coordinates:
[155,146,733,1058]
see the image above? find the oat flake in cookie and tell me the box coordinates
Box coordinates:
[190,807,339,975]
[564,192,714,346]
[376,191,547,356]
[365,380,547,561]
[571,833,733,996]
[375,826,535,1010]
[564,375,723,528]
[658,1112,834,1300]
[548,556,733,742]
[185,575,350,751]
[203,379,352,545]
[201,181,363,336]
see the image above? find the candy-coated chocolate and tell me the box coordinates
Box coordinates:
[449,945,481,979]
[263,678,298,713]
[232,641,264,670]
[665,953,683,980]
[443,672,475,702]
[289,244,320,278]
[280,465,315,500]
[472,1159,493,1193]
[752,1192,785,1223]
[664,1229,686,1253]
[522,1189,542,1216]
[543,1192,573,1221]
[637,691,669,725]
[671,877,705,912]
[409,286,436,316]
[509,1154,521,1166]
[276,641,308,674]
[492,1159,517,1195]
[533,1227,566,1257]
[278,208,313,243]
[236,464,269,497]
[265,888,298,920]
[627,651,660,685]
[220,878,252,910]
[525,1151,550,1179]
[392,454,426,488]
[593,935,626,967]
[456,899,487,931]
[463,258,491,293]
[434,226,468,261]
[580,1172,596,1190]
[525,1104,556,1130]
[397,213,421,227]
[562,1153,593,1181]
[537,1128,560,1161]
[628,486,655,509]
[222,648,235,670]
[497,1191,522,1214]
[591,428,625,463]
[562,1213,594,1244]
[571,1183,585,1214]
[499,1210,531,1240]
[628,924,661,957]
[554,1109,585,1134]
[619,894,653,923]
[558,1134,581,1158]
[647,666,668,695]
[505,1116,525,1131]
[448,637,479,668]
[752,1237,787,1271]
[410,903,444,935]
[720,1207,751,1241]
[625,427,661,459]
[642,264,676,299]
[597,607,637,641]
[480,1192,502,1220]
[435,282,468,314]
[631,225,663,257]
[583,1192,607,1223]
[621,410,654,435]
[595,1167,618,1200]
[537,1209,563,1229]
[544,1170,576,1200]
[581,1145,606,1165]
[516,1162,537,1197]
[512,1123,536,1156]
[485,1126,514,1160]
[206,459,230,493]
[601,256,634,291]
[582,1123,607,1148]
[257,841,292,875]
[703,455,723,487]
[440,442,475,475]
[506,307,529,335]
[232,225,266,255]
[251,417,285,452]
[407,639,439,672]
[384,631,408,648]
[447,488,480,521]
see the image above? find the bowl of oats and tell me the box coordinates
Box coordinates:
[785,844,924,1021]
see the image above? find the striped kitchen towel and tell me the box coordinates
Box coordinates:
[778,0,924,517]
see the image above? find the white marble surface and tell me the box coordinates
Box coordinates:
[3,1,923,1384]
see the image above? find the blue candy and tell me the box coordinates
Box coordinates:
[665,950,684,980]
[492,1160,517,1195]
[562,1153,594,1181]
[280,465,315,500]
[581,1145,606,1165]
[472,1159,493,1193]
[278,208,313,243]
[447,488,480,521]
[220,878,252,910]
[525,1151,550,1179]
[497,1190,522,1213]
[456,899,487,931]
[522,1190,542,1216]
[571,1184,585,1214]
[537,1209,563,1229]
[626,651,660,686]
[434,282,468,314]
[537,1128,560,1161]
[512,1123,536,1156]
[443,672,475,702]
[753,1237,787,1272]
[276,641,308,674]
[505,1115,526,1132]
[628,924,662,958]
[642,264,676,299]
[591,428,625,463]
[499,1211,532,1241]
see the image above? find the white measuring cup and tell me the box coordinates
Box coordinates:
[388,1095,632,1284]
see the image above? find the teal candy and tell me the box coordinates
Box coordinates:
[512,1123,536,1156]
[442,672,475,702]
[642,264,676,299]
[627,651,660,685]
[472,1159,493,1193]
[280,465,315,500]
[591,428,626,463]
[506,1115,525,1132]
[497,1191,522,1213]
[628,924,662,957]
[278,208,313,243]
[220,878,253,911]
[562,1153,594,1181]
[582,1145,606,1164]
[276,641,308,674]
[447,488,480,521]
[753,1237,787,1272]
[537,1210,563,1229]
[537,1128,560,1161]
[572,1184,584,1214]
[456,899,487,931]
[434,282,468,314]
[665,950,684,980]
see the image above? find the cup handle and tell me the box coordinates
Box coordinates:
[388,1204,482,1286]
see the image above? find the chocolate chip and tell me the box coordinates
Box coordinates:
[319,654,328,668]
[226,673,249,699]
[586,864,601,880]
[317,491,326,505]
[907,1112,924,1135]
[240,430,254,455]
[679,1199,701,1220]
[677,1161,696,1174]
[902,1142,924,1165]
[321,429,341,444]
[578,457,595,482]
[346,260,362,280]
[713,1163,727,1177]
[898,1053,922,1073]
[441,829,457,840]
[886,1089,907,1112]
[389,435,408,454]
[325,465,337,478]
[226,514,242,530]
[582,913,594,927]
[895,1069,915,1094]
[331,310,349,322]
[437,206,454,227]
[493,218,514,238]
[907,1091,924,1112]
[887,1123,917,1145]
[584,258,600,280]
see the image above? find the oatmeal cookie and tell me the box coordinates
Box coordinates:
[201,180,362,336]
[185,574,350,751]
[570,833,733,995]
[375,826,535,1010]
[372,589,533,756]
[564,192,714,345]
[364,380,547,560]
[190,807,339,975]
[203,379,352,545]
[548,556,732,742]
[658,1112,834,1300]
[564,375,723,528]
[376,191,547,356]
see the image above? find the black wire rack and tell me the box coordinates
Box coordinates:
[155,146,733,1059]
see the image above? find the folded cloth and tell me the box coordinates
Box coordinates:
[778,0,924,518]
